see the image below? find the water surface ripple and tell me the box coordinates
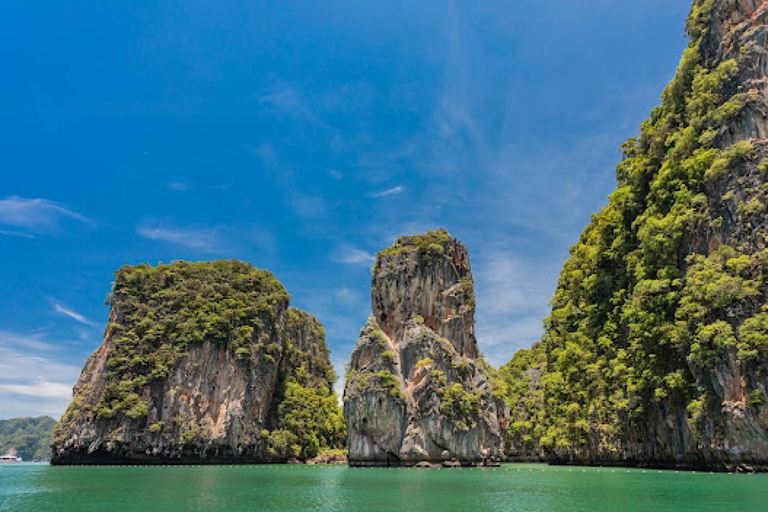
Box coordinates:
[1,463,765,511]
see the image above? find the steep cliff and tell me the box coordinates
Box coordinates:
[52,261,344,465]
[344,229,509,466]
[505,0,768,471]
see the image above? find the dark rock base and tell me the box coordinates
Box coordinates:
[547,458,768,474]
[51,447,294,466]
[348,458,502,468]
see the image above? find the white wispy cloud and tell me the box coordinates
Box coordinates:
[51,300,98,328]
[258,83,329,128]
[334,286,360,304]
[288,194,328,219]
[332,359,346,401]
[331,245,375,265]
[0,196,94,234]
[475,251,553,316]
[247,227,278,254]
[313,1,656,370]
[480,135,618,243]
[0,229,35,239]
[0,330,59,352]
[477,316,547,367]
[137,221,221,252]
[473,248,560,366]
[0,331,84,419]
[0,381,74,399]
[369,185,406,198]
[254,142,279,168]
[167,182,190,191]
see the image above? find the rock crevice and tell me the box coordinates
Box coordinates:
[52,261,342,465]
[344,230,508,466]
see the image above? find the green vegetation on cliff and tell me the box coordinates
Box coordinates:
[502,0,768,456]
[92,260,289,420]
[0,416,56,460]
[497,344,546,456]
[263,309,346,460]
[263,381,346,460]
[376,228,452,270]
[380,228,451,257]
[438,383,481,431]
[56,260,345,462]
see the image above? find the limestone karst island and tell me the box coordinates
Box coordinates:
[5,0,768,510]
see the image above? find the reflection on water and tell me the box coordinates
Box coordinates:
[1,463,767,512]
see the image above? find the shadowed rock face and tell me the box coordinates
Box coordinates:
[51,261,336,465]
[344,230,509,466]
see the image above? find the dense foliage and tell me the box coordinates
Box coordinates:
[379,228,451,258]
[497,344,546,456]
[502,0,768,456]
[57,260,346,462]
[375,228,453,274]
[263,309,346,460]
[263,381,346,460]
[0,417,56,460]
[94,260,290,420]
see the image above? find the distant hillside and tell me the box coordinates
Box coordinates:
[0,416,56,461]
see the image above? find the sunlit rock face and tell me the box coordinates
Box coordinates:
[51,261,336,465]
[344,230,509,466]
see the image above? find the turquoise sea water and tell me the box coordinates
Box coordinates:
[2,463,767,511]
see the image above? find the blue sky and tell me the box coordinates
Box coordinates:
[0,0,691,419]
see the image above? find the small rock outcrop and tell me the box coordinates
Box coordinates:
[344,229,509,466]
[52,260,344,465]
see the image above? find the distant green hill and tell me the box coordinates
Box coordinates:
[0,416,57,461]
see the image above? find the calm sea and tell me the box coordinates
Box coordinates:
[1,463,766,511]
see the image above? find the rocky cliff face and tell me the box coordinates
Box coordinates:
[52,261,343,465]
[504,0,768,471]
[344,230,509,466]
[685,2,768,467]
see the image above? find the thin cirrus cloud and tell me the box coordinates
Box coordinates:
[167,182,191,192]
[0,196,95,235]
[368,185,406,198]
[51,300,98,328]
[0,331,83,419]
[136,221,221,252]
[288,194,328,220]
[472,246,562,366]
[0,381,74,399]
[0,330,60,353]
[331,245,375,265]
[0,229,35,239]
[258,83,329,128]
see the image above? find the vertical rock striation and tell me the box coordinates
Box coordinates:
[344,229,509,466]
[504,0,768,471]
[52,261,344,465]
